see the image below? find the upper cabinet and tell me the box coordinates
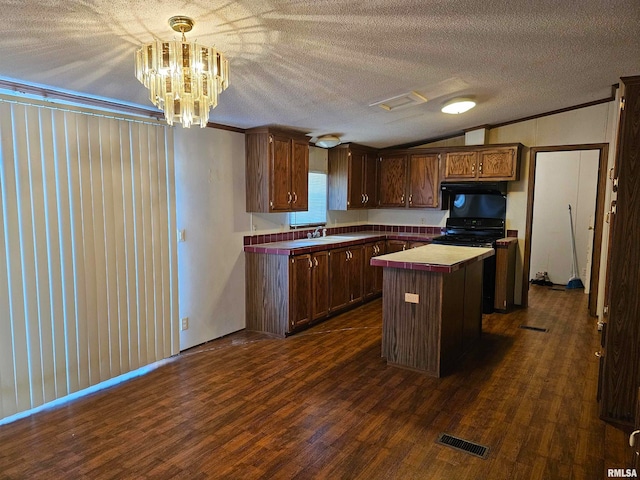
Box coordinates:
[408,152,439,208]
[377,153,408,207]
[246,127,309,213]
[443,145,521,181]
[377,150,440,208]
[328,144,377,210]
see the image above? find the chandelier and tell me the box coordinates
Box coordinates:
[135,16,229,128]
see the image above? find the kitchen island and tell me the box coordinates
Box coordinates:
[370,244,494,377]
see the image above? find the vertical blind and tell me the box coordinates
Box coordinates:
[0,100,178,420]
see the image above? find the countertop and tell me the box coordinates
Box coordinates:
[370,244,495,273]
[243,231,436,255]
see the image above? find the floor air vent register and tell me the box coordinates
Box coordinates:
[436,433,490,459]
[519,325,549,332]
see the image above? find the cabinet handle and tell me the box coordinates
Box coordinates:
[409,194,413,205]
[479,162,483,174]
[308,258,313,268]
[361,193,366,204]
[293,192,298,204]
[401,194,405,204]
[314,258,318,267]
[287,192,292,204]
[365,194,369,204]
[346,251,349,261]
[472,164,476,175]
[595,351,602,357]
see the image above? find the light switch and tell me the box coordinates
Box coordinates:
[178,229,186,242]
[405,293,419,304]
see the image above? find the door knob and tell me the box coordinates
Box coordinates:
[594,351,602,357]
[630,430,640,447]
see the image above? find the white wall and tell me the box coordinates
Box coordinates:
[174,139,367,350]
[530,151,599,287]
[174,127,248,350]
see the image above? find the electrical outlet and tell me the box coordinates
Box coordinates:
[181,317,189,331]
[405,293,419,304]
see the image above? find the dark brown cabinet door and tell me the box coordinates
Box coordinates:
[311,251,329,320]
[364,242,384,299]
[348,150,366,208]
[478,148,518,180]
[444,151,477,180]
[348,246,364,305]
[290,255,312,330]
[329,248,350,311]
[408,153,439,208]
[291,139,309,211]
[363,154,378,208]
[270,134,293,211]
[599,76,640,426]
[386,240,407,253]
[378,154,407,207]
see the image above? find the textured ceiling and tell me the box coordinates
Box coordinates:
[0,0,638,147]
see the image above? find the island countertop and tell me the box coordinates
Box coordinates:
[370,244,494,273]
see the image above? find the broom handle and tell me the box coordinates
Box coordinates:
[568,204,579,277]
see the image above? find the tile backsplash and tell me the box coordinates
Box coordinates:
[243,224,444,246]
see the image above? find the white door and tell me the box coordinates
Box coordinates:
[530,150,599,288]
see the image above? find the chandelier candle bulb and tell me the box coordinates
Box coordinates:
[135,16,229,128]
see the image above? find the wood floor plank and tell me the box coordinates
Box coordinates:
[0,286,634,478]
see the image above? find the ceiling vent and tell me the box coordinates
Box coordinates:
[369,91,428,111]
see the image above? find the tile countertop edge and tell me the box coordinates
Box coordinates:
[370,245,495,273]
[243,232,438,255]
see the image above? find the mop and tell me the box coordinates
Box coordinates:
[566,204,585,289]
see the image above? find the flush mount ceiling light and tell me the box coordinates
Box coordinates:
[315,135,341,148]
[135,16,230,128]
[441,98,476,114]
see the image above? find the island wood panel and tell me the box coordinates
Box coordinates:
[381,268,444,376]
[381,267,477,377]
[461,260,483,352]
[245,252,290,337]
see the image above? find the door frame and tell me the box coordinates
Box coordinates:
[522,143,609,316]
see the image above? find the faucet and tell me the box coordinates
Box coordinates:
[312,226,323,238]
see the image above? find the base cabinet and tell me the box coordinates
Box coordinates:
[364,241,385,299]
[247,243,370,336]
[329,246,364,312]
[290,254,313,330]
[311,251,330,320]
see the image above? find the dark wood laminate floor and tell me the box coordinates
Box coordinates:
[0,286,632,479]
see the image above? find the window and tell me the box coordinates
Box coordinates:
[290,172,327,227]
